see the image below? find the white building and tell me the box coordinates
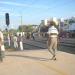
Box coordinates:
[69,23,75,31]
[40,19,48,26]
[44,19,48,26]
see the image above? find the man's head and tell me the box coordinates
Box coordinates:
[50,21,56,26]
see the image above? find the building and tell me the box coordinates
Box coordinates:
[39,17,59,37]
[40,19,48,26]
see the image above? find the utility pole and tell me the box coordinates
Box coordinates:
[20,15,24,50]
[21,15,23,36]
[21,15,22,26]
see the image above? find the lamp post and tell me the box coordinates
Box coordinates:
[20,15,24,50]
[21,15,23,36]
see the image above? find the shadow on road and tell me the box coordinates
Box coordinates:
[6,54,50,61]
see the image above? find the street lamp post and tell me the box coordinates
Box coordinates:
[20,15,24,50]
[21,15,23,36]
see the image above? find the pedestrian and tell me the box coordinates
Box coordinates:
[13,35,18,49]
[0,31,5,62]
[47,21,59,60]
[31,33,35,40]
[17,34,23,51]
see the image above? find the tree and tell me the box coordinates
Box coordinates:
[18,25,34,32]
[9,29,17,34]
[69,19,75,24]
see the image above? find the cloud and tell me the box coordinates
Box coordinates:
[0,13,4,16]
[0,7,10,11]
[0,7,13,13]
[0,12,20,16]
[0,1,29,7]
[10,13,20,17]
[0,1,49,9]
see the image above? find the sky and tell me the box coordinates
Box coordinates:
[0,0,75,30]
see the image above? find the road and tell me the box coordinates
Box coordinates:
[0,50,75,75]
[0,37,75,75]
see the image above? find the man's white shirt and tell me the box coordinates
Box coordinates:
[47,26,58,37]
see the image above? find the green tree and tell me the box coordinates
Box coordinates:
[18,25,34,32]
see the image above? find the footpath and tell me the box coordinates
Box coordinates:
[0,50,75,75]
[0,37,75,75]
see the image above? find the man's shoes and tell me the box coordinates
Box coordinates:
[50,55,56,60]
[53,57,56,60]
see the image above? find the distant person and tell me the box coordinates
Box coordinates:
[26,32,30,39]
[17,34,23,50]
[0,31,5,62]
[9,34,14,47]
[47,21,59,60]
[31,33,35,40]
[13,35,18,49]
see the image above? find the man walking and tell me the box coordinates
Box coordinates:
[17,34,23,51]
[13,35,18,49]
[47,21,58,60]
[31,33,35,40]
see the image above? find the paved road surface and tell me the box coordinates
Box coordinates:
[0,50,75,75]
[2,37,75,75]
